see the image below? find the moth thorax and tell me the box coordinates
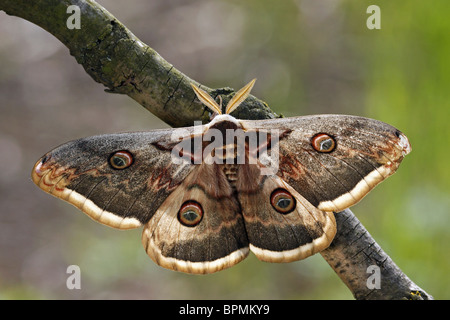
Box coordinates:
[212,143,239,162]
[204,119,244,165]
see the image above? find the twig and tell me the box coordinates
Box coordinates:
[321,209,432,299]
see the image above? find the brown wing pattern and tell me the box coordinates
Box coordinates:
[32,130,195,229]
[241,114,411,212]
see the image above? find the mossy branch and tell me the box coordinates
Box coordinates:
[0,0,432,300]
[0,0,275,127]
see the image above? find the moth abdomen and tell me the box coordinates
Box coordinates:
[222,163,239,186]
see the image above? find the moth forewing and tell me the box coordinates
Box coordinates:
[258,129,280,176]
[170,122,204,165]
[169,127,193,165]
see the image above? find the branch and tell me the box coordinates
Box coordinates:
[0,0,275,128]
[0,0,432,299]
[321,209,432,300]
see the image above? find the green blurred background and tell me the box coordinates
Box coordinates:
[0,0,448,299]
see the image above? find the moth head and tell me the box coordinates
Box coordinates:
[190,79,256,118]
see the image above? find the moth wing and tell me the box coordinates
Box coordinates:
[240,114,411,212]
[31,129,195,229]
[142,163,249,274]
[236,165,336,262]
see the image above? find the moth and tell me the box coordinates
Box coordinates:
[32,79,411,274]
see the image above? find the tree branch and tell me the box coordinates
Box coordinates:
[0,0,275,127]
[321,209,432,300]
[0,0,432,299]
